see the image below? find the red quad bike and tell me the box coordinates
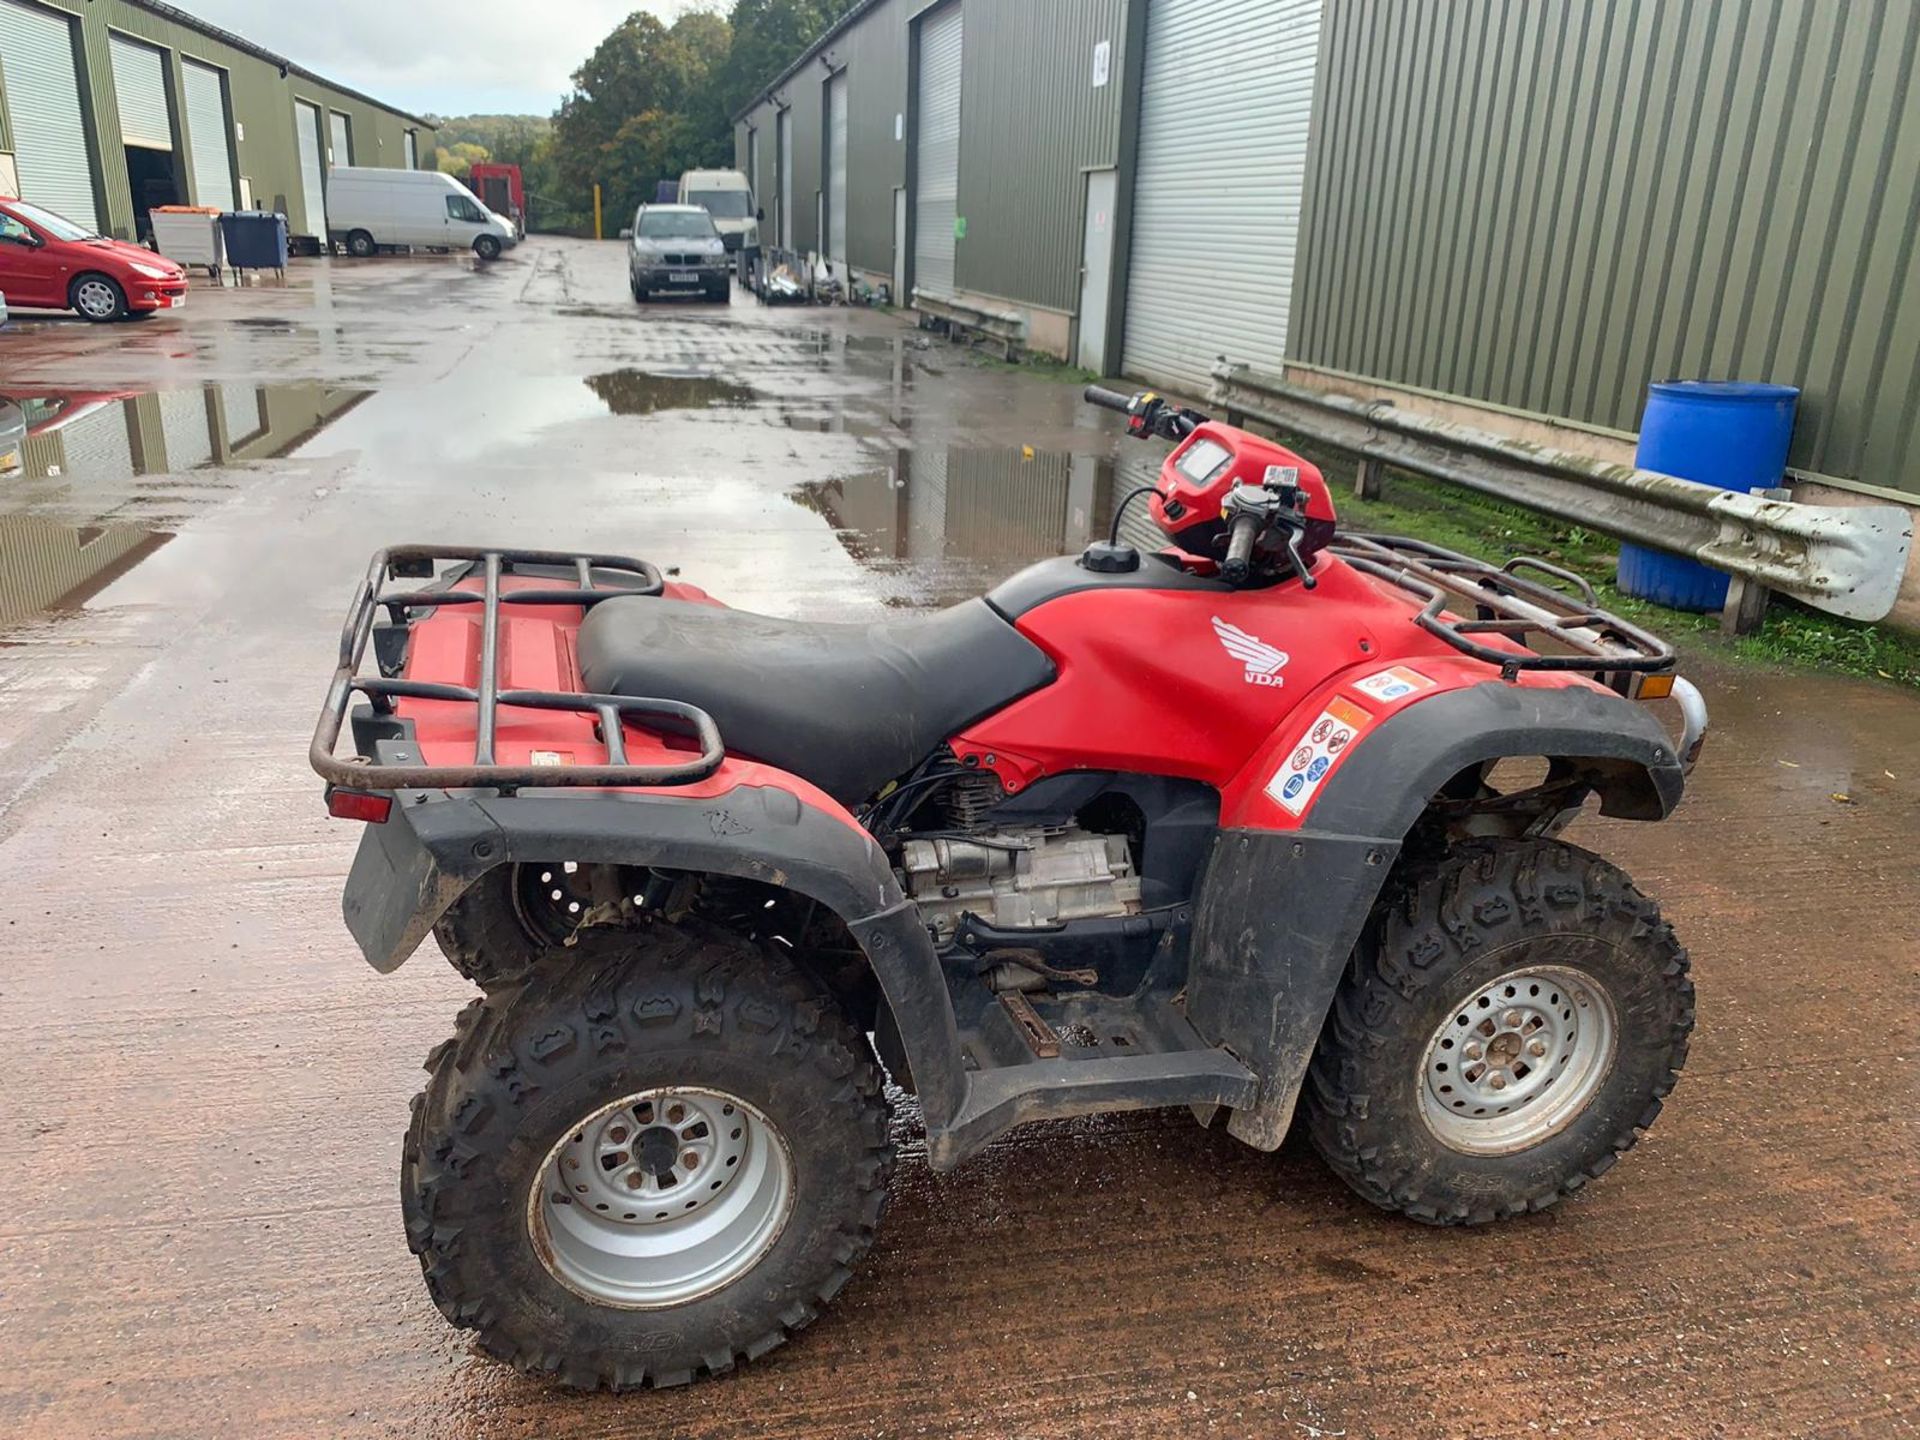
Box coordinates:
[313,385,1708,1390]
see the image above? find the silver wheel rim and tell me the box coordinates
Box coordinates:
[75,280,117,317]
[528,1086,793,1308]
[1419,963,1617,1155]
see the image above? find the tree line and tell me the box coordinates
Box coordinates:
[432,1,852,235]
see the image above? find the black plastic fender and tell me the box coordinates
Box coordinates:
[340,784,966,1129]
[1186,680,1685,1149]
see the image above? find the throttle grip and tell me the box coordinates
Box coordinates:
[1221,512,1261,583]
[1083,384,1136,414]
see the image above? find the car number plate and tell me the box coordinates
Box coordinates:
[669,272,697,284]
[168,296,186,308]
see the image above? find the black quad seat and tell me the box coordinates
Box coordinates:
[576,597,1056,804]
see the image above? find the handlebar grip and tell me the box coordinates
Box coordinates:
[1221,512,1261,584]
[1083,384,1136,414]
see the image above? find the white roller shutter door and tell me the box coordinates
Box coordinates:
[912,3,962,300]
[328,111,350,167]
[159,388,214,471]
[1123,0,1322,392]
[180,61,236,211]
[826,71,847,266]
[221,384,264,445]
[295,102,327,237]
[403,131,416,170]
[0,0,101,232]
[109,35,171,150]
[58,402,136,485]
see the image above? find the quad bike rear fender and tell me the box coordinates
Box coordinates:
[341,782,969,1130]
[1187,680,1690,1151]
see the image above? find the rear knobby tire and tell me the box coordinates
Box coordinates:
[432,866,557,989]
[1304,838,1692,1225]
[401,925,895,1390]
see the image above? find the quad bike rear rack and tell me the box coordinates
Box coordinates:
[311,544,724,794]
[1332,534,1675,687]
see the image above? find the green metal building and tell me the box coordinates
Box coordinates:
[0,0,434,245]
[738,0,1920,499]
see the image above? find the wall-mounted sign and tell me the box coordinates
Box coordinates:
[895,112,904,141]
[954,216,967,239]
[1092,40,1111,87]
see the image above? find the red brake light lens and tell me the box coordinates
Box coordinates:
[326,787,393,823]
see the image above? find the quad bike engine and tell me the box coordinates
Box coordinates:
[899,826,1142,944]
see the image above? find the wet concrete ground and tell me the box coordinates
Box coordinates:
[0,238,1915,1439]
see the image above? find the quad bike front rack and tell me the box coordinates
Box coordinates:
[1332,534,1676,688]
[311,544,724,794]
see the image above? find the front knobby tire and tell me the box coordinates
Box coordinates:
[402,925,895,1390]
[1304,838,1693,1225]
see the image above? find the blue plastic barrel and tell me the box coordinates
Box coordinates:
[1616,380,1799,611]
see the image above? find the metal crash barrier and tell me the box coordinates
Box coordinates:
[1211,362,1914,630]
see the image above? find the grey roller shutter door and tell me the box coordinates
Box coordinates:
[295,102,327,237]
[159,388,214,471]
[777,109,792,250]
[0,0,101,232]
[181,61,236,212]
[329,111,350,167]
[827,72,848,266]
[109,35,171,150]
[1123,0,1322,392]
[912,3,962,300]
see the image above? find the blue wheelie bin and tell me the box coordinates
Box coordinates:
[1616,380,1799,611]
[217,211,290,280]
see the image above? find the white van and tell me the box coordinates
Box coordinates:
[326,168,519,261]
[677,169,758,281]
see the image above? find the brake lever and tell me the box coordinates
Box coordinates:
[1283,524,1318,590]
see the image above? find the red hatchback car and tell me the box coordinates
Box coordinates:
[0,197,188,321]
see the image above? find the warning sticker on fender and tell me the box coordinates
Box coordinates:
[1267,696,1373,816]
[1353,664,1436,704]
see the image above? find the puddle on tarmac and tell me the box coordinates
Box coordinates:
[793,445,1163,606]
[585,368,758,416]
[0,381,365,628]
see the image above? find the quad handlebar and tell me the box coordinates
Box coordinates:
[1083,384,1208,443]
[1085,385,1316,589]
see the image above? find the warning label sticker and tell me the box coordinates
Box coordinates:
[1267,696,1373,816]
[1353,665,1436,704]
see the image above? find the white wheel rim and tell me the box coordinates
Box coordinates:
[528,1086,793,1308]
[1419,963,1617,1155]
[76,281,117,317]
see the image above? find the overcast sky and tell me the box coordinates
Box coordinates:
[181,0,699,118]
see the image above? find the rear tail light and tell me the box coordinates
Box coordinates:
[326,786,393,823]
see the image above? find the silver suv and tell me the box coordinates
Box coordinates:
[627,204,729,304]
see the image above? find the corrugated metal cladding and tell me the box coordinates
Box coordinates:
[0,0,101,230]
[0,0,431,239]
[953,0,1129,313]
[109,33,171,148]
[1291,0,1920,493]
[836,0,906,277]
[913,3,963,298]
[734,0,1123,310]
[1124,0,1322,391]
